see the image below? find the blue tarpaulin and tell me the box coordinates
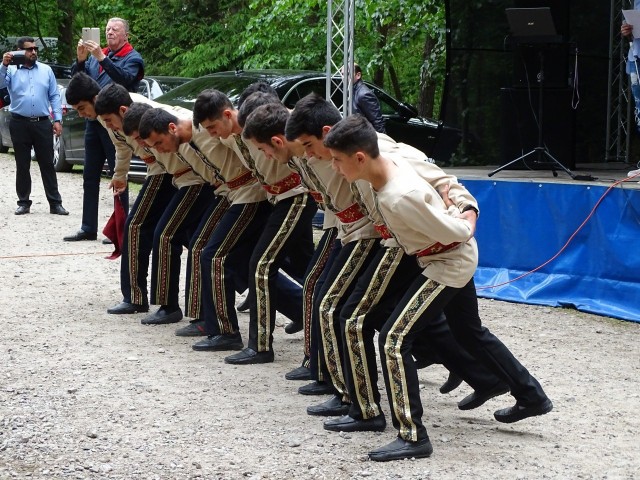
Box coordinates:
[462,179,640,323]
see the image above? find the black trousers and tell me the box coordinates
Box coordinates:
[248,194,316,352]
[301,227,339,369]
[380,276,548,442]
[341,248,501,420]
[150,184,215,307]
[9,117,62,207]
[315,238,381,400]
[120,173,176,305]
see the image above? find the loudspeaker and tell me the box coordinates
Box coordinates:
[500,87,576,169]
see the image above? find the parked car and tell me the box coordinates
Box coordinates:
[0,76,192,179]
[155,69,462,163]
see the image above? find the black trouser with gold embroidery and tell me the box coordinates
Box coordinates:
[201,201,272,336]
[185,196,230,319]
[301,227,339,371]
[247,194,316,353]
[120,173,176,306]
[150,184,215,307]
[380,276,549,442]
[316,238,381,401]
[342,247,502,421]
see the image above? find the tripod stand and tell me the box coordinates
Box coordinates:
[489,49,575,179]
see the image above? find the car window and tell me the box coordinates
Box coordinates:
[281,79,326,109]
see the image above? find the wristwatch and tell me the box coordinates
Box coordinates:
[461,204,479,216]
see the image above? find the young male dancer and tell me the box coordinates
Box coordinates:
[324,114,553,461]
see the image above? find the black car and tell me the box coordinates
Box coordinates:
[155,69,462,163]
[0,76,192,179]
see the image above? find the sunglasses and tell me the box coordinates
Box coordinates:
[23,47,39,52]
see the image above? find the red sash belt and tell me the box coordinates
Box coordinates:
[226,170,255,190]
[263,172,301,195]
[310,191,324,204]
[416,242,461,257]
[374,224,392,239]
[173,168,192,178]
[335,203,365,223]
[142,156,156,165]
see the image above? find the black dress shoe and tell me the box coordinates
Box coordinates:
[494,398,553,423]
[369,436,433,462]
[458,383,510,410]
[284,321,303,334]
[439,372,463,394]
[323,414,386,432]
[192,332,243,351]
[307,395,350,416]
[236,297,250,312]
[298,381,337,396]
[224,347,274,364]
[63,230,97,241]
[175,319,207,337]
[15,205,30,215]
[102,238,113,245]
[50,204,69,215]
[107,301,149,314]
[140,306,183,325]
[285,365,312,381]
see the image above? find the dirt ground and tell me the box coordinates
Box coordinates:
[0,152,639,480]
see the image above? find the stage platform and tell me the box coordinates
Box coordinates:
[446,162,639,323]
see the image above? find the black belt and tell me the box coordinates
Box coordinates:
[11,113,50,122]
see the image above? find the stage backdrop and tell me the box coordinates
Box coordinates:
[444,0,611,166]
[463,178,640,323]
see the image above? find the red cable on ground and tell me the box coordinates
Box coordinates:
[0,251,113,260]
[477,173,640,291]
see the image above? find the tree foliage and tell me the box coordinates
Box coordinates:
[0,0,447,115]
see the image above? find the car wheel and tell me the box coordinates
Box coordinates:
[54,135,72,172]
[0,135,8,154]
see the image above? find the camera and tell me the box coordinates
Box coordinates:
[9,51,26,66]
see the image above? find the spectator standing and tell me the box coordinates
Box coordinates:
[0,37,68,216]
[351,63,386,134]
[64,17,143,241]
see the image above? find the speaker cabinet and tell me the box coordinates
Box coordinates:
[500,87,576,169]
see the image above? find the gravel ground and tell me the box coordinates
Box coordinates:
[0,152,639,480]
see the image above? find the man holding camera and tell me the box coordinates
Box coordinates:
[64,17,144,241]
[1,37,68,216]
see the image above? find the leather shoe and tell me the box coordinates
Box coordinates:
[63,230,97,241]
[285,365,312,381]
[307,395,350,416]
[107,301,149,314]
[141,306,183,325]
[494,398,553,423]
[284,321,303,334]
[15,205,30,215]
[192,332,243,351]
[323,414,386,432]
[236,297,250,312]
[175,319,207,337]
[458,383,510,410]
[225,347,274,364]
[439,372,463,394]
[50,204,69,215]
[298,381,337,396]
[102,238,113,245]
[369,436,433,462]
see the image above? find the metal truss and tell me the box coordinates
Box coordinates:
[326,0,355,117]
[606,0,634,162]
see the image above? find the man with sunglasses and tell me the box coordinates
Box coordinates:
[1,37,68,216]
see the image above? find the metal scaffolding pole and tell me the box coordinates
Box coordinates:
[606,0,633,163]
[327,0,355,117]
